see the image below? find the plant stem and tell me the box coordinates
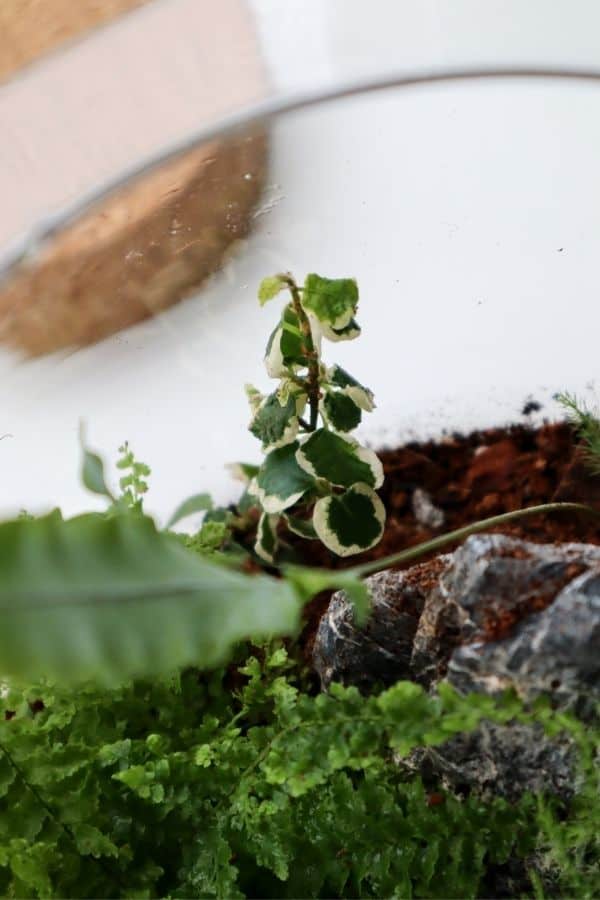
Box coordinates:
[281,274,320,431]
[351,502,600,578]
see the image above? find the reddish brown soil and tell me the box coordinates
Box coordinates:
[296,421,600,572]
[292,421,600,653]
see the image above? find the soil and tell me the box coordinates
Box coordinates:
[290,421,600,654]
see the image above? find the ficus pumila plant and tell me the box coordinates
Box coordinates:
[244,272,386,563]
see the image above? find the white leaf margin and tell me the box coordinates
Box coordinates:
[312,483,386,557]
[295,433,384,490]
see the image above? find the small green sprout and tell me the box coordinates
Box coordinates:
[116,441,151,511]
[247,272,385,562]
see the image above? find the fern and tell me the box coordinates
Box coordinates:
[556,391,600,474]
[0,649,596,898]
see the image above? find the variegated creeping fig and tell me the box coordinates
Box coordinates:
[245,272,385,562]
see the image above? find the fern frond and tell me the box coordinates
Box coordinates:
[556,391,600,474]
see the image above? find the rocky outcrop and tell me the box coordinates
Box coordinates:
[313,534,600,799]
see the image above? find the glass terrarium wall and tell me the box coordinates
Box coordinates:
[2,0,600,523]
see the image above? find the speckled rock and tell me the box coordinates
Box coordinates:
[313,533,600,800]
[410,534,600,689]
[313,559,451,692]
[411,721,577,802]
[448,565,600,719]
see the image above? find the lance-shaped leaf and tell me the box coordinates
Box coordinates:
[302,274,358,330]
[166,493,213,529]
[0,511,303,683]
[258,274,287,305]
[79,428,114,501]
[312,484,385,557]
[255,512,279,564]
[328,365,375,412]
[250,442,315,514]
[296,429,383,489]
[264,305,306,377]
[249,390,306,452]
[321,390,362,432]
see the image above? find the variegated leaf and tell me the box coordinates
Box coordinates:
[321,390,362,432]
[319,318,362,343]
[282,513,317,540]
[296,429,383,489]
[264,305,306,378]
[255,512,280,564]
[301,274,358,330]
[250,391,301,452]
[327,365,375,412]
[251,442,315,514]
[312,484,385,557]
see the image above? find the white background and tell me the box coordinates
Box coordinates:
[2,1,600,524]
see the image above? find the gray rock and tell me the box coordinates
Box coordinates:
[411,534,600,689]
[413,721,576,801]
[313,560,451,692]
[448,567,600,719]
[411,487,445,529]
[312,533,600,800]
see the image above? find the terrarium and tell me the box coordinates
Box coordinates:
[0,3,598,898]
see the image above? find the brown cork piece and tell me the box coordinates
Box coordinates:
[0,0,268,355]
[0,132,267,355]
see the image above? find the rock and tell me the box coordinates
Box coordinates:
[411,534,600,689]
[313,559,450,692]
[313,533,600,800]
[411,487,445,529]
[448,566,600,719]
[314,534,600,697]
[414,721,576,802]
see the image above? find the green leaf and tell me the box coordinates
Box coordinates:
[302,274,358,329]
[249,391,304,452]
[6,842,54,896]
[296,429,383,489]
[264,306,306,378]
[328,365,375,411]
[255,512,279,564]
[284,564,370,623]
[258,274,286,305]
[251,442,315,514]
[321,391,362,432]
[166,493,213,529]
[71,824,119,859]
[0,511,302,683]
[79,428,114,501]
[312,484,385,557]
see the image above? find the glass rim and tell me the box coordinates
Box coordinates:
[3,63,600,285]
